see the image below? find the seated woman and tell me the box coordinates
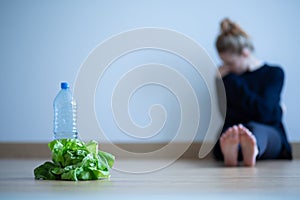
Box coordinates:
[213,18,292,167]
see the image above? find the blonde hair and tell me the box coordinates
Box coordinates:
[216,18,254,54]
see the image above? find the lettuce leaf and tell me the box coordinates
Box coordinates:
[34,139,115,181]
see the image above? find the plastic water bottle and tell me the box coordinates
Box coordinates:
[53,82,78,139]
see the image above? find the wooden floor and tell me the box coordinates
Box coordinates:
[0,159,300,199]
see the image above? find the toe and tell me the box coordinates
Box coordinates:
[232,126,239,136]
[224,128,232,137]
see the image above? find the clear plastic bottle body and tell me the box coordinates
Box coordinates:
[53,83,78,139]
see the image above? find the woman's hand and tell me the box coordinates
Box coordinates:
[218,65,231,77]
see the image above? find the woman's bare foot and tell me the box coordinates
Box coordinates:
[220,126,239,166]
[238,124,259,167]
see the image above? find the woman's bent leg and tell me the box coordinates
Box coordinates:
[245,122,282,159]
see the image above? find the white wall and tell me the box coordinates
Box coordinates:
[0,0,299,142]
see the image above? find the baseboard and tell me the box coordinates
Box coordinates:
[0,142,211,159]
[0,142,299,159]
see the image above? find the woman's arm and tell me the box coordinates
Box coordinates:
[223,67,284,123]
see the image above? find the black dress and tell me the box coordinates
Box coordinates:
[213,63,292,160]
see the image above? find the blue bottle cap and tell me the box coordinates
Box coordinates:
[61,82,70,89]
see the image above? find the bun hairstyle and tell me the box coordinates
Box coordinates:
[216,18,254,54]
